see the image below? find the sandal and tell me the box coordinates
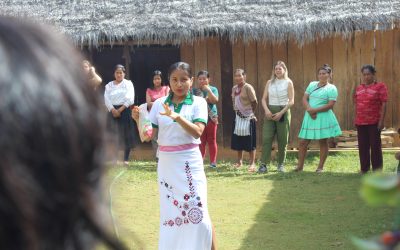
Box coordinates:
[248,165,257,173]
[232,162,243,169]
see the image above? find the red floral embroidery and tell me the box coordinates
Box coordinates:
[183,203,189,210]
[188,208,203,224]
[175,217,183,226]
[161,161,204,227]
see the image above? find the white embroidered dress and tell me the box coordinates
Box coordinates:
[149,93,212,250]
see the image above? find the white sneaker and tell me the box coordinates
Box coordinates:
[277,164,285,173]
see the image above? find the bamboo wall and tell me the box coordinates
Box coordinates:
[180,30,400,148]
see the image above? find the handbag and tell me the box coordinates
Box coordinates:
[233,111,251,136]
[138,103,153,142]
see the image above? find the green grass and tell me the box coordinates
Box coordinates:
[108,152,399,250]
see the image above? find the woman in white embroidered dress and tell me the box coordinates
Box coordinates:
[148,62,217,250]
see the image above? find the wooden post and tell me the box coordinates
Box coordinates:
[332,36,348,129]
[375,30,394,128]
[288,39,304,148]
[207,37,223,144]
[347,32,362,130]
[393,29,400,130]
[220,37,234,148]
[257,41,273,149]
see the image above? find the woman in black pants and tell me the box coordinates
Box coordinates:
[104,64,136,165]
[354,65,388,173]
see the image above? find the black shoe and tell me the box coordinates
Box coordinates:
[258,164,268,173]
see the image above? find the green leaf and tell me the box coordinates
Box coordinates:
[351,237,383,250]
[360,174,400,206]
[363,174,399,190]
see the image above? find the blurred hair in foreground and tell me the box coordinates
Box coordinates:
[0,16,125,250]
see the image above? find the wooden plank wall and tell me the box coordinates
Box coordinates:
[288,39,304,146]
[393,30,400,129]
[180,39,224,145]
[181,29,400,148]
[257,42,273,147]
[376,30,394,127]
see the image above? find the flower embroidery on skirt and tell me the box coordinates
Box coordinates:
[161,161,204,227]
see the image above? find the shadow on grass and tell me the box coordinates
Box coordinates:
[237,171,394,250]
[107,151,397,249]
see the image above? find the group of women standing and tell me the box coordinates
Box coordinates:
[98,59,388,175]
[230,62,387,175]
[87,58,388,250]
[229,62,341,173]
[103,66,221,169]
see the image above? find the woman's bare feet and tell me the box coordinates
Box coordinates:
[248,164,257,173]
[293,166,303,172]
[233,161,243,169]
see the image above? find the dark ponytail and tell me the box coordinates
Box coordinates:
[361,65,376,75]
[318,64,332,74]
[168,62,192,79]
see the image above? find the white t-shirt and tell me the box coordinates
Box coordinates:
[104,79,135,111]
[149,93,208,146]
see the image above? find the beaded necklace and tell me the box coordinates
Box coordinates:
[234,84,244,96]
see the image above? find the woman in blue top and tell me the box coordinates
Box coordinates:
[192,70,219,168]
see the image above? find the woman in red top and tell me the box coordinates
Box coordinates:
[354,65,388,173]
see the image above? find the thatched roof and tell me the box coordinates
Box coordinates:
[1,0,400,46]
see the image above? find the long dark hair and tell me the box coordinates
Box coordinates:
[114,64,126,73]
[151,70,163,89]
[168,62,193,79]
[197,70,209,78]
[0,17,124,250]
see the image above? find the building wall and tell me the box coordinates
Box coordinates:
[180,30,400,148]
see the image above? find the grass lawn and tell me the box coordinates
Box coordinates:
[108,151,399,250]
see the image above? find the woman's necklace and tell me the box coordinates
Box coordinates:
[234,84,244,96]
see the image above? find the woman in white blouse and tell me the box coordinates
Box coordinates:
[104,64,136,165]
[258,61,294,173]
[148,62,216,250]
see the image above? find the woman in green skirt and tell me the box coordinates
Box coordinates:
[294,64,341,172]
